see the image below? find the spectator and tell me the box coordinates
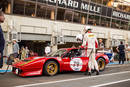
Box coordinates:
[116,41,125,64]
[12,39,19,58]
[29,50,38,57]
[12,39,20,63]
[98,39,104,49]
[125,43,130,62]
[21,46,26,60]
[25,46,29,58]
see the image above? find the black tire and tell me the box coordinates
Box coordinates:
[97,58,106,71]
[44,61,59,76]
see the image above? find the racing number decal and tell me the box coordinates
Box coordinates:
[70,58,83,71]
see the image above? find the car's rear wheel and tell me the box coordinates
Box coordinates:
[44,61,58,76]
[97,58,106,71]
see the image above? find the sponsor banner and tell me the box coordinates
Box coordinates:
[112,10,130,21]
[34,0,130,21]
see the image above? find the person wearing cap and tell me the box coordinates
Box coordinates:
[81,26,99,75]
[0,10,5,68]
[98,39,104,49]
[12,39,20,58]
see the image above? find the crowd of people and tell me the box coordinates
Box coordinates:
[10,39,52,63]
[10,39,38,63]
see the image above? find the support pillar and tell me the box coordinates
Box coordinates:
[106,31,111,48]
[51,10,55,20]
[5,3,11,14]
[81,16,85,24]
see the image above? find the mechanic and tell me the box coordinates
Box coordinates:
[81,26,99,75]
[0,10,5,69]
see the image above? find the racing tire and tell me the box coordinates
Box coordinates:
[97,58,106,71]
[44,61,59,76]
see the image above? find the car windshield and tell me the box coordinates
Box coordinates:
[47,49,66,57]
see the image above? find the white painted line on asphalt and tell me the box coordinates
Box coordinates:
[15,71,130,87]
[90,79,130,87]
[107,64,130,68]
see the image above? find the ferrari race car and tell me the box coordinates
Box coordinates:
[12,48,109,77]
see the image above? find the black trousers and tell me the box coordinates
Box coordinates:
[119,53,125,64]
[0,52,3,68]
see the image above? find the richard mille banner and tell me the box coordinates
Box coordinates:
[36,0,130,21]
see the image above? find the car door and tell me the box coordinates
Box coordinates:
[62,51,72,71]
[62,49,89,72]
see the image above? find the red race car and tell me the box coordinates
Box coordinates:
[12,48,109,77]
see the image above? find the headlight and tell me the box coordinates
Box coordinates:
[15,68,22,74]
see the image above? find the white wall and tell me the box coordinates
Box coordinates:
[2,14,130,42]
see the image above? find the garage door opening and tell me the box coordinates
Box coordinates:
[18,40,50,56]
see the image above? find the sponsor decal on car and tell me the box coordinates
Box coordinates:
[70,58,83,71]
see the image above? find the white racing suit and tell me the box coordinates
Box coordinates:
[82,32,98,73]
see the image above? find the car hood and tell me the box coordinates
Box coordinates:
[26,56,57,60]
[12,56,58,67]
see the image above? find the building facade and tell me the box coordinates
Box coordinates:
[0,0,130,56]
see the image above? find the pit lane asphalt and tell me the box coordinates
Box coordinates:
[1,63,130,87]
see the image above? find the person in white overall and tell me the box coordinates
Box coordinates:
[81,26,99,75]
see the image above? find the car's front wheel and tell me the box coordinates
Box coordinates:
[44,61,58,76]
[97,58,106,71]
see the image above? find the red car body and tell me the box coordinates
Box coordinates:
[12,48,109,77]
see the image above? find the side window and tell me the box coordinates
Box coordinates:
[69,49,82,57]
[63,49,86,58]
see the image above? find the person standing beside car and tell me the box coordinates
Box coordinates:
[81,26,99,75]
[116,41,125,64]
[0,10,5,69]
